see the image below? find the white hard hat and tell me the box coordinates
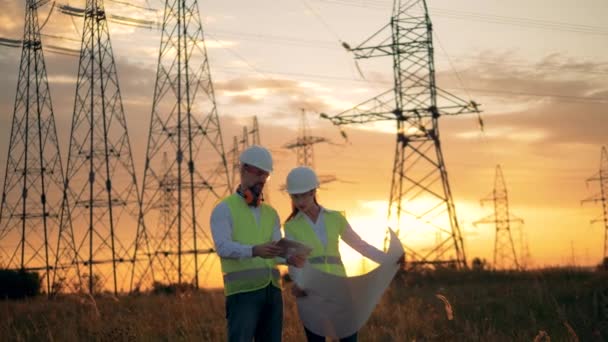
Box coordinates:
[286,166,319,194]
[239,145,273,172]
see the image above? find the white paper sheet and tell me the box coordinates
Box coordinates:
[293,229,403,339]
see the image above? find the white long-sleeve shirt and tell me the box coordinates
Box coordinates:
[210,198,281,259]
[286,206,387,282]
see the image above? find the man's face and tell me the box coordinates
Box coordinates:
[240,164,270,191]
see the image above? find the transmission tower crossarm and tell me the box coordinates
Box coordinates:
[321,89,480,128]
[58,4,85,16]
[0,37,23,47]
[283,136,328,149]
[582,192,603,204]
[320,89,396,125]
[345,22,393,59]
[586,173,603,183]
[508,214,524,224]
[592,215,608,225]
[473,213,498,226]
[435,87,482,116]
[479,191,497,204]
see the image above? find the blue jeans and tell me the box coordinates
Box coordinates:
[225,284,283,342]
[304,327,357,342]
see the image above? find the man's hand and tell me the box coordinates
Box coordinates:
[291,284,307,298]
[287,255,306,268]
[252,242,282,258]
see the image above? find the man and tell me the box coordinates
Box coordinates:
[211,145,297,342]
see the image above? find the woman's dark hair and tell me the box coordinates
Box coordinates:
[285,195,319,223]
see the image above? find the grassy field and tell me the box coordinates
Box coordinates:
[1,268,607,341]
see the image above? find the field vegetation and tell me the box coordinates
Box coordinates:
[1,267,606,341]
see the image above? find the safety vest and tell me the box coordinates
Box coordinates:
[219,194,281,296]
[284,209,347,276]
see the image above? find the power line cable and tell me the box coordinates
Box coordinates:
[309,0,608,36]
[210,65,608,105]
[300,0,345,43]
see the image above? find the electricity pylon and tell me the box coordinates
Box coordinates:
[284,110,336,187]
[0,0,67,294]
[228,136,240,190]
[582,146,608,260]
[56,0,143,294]
[474,165,522,270]
[321,0,480,268]
[227,117,271,203]
[132,0,230,289]
[284,110,329,170]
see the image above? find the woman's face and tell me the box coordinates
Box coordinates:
[290,189,316,212]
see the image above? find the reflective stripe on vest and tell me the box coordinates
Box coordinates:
[284,209,347,276]
[308,256,343,265]
[223,268,280,283]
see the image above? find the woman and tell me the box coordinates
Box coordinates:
[284,166,401,342]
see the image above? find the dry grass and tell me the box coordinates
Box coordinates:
[1,268,607,341]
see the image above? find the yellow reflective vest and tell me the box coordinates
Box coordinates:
[219,194,281,296]
[284,209,347,276]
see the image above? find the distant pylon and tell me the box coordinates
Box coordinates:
[251,116,261,145]
[285,109,329,170]
[229,136,240,190]
[321,0,480,268]
[243,117,271,203]
[515,225,532,269]
[474,165,522,270]
[227,117,270,203]
[582,146,608,260]
[56,0,144,294]
[283,110,336,190]
[239,117,261,150]
[132,0,230,289]
[0,0,68,294]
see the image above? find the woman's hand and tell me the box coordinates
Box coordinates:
[291,284,307,298]
[287,255,306,268]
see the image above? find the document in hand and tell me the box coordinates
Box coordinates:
[295,228,403,339]
[275,238,313,259]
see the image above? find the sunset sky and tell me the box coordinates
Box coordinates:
[0,0,607,288]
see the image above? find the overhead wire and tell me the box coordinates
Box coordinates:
[8,0,608,106]
[41,33,80,42]
[432,30,484,132]
[310,0,608,36]
[39,1,56,30]
[106,0,158,12]
[200,30,608,78]
[293,1,608,107]
[299,0,345,43]
[210,65,608,105]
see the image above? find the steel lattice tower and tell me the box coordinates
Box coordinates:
[228,136,240,190]
[250,116,260,146]
[321,0,479,268]
[227,118,261,193]
[241,117,261,147]
[474,165,522,270]
[285,110,329,169]
[583,146,608,260]
[0,0,68,294]
[228,117,271,203]
[132,0,230,289]
[56,0,144,294]
[283,110,336,190]
[227,117,275,203]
